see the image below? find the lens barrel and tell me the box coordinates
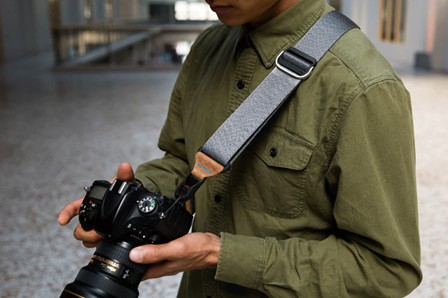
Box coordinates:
[60,240,147,298]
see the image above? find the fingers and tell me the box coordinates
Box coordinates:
[116,162,135,181]
[58,162,134,227]
[129,233,221,280]
[73,224,103,248]
[58,162,134,249]
[130,234,192,264]
[57,197,83,226]
[129,243,169,264]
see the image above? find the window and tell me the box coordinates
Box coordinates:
[175,2,218,21]
[379,0,407,43]
[84,0,93,22]
[105,0,114,20]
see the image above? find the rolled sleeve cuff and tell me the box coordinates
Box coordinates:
[215,232,265,290]
[134,174,160,193]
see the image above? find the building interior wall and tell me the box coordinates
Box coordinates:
[59,0,84,25]
[92,0,107,22]
[0,15,3,63]
[341,0,430,69]
[58,0,142,24]
[118,0,142,20]
[432,0,448,71]
[0,0,53,62]
[0,0,446,70]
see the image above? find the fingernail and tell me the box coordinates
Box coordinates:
[130,248,142,262]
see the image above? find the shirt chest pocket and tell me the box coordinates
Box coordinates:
[232,127,314,218]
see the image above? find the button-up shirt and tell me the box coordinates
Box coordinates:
[135,0,422,297]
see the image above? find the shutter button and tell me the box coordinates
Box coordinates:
[270,147,278,157]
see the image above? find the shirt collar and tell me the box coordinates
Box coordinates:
[244,0,326,68]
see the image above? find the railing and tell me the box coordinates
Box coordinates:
[52,20,214,69]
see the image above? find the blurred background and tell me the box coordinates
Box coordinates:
[0,0,447,297]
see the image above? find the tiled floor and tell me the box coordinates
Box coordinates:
[0,53,446,297]
[0,53,181,297]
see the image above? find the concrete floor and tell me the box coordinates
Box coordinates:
[0,53,447,297]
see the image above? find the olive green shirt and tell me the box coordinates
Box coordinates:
[135,0,422,297]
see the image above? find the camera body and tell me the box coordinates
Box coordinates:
[60,179,193,298]
[80,179,193,245]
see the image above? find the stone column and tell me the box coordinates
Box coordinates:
[59,0,84,25]
[431,0,448,72]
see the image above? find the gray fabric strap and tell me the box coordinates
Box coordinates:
[200,11,358,167]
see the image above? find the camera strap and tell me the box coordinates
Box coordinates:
[175,11,358,204]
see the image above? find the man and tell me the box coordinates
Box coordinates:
[59,0,422,296]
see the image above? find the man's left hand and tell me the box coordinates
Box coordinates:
[129,232,220,280]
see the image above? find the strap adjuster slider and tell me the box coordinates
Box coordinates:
[276,48,317,80]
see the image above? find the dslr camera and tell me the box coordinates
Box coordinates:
[60,179,193,298]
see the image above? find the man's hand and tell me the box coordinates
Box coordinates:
[57,162,135,247]
[130,232,221,280]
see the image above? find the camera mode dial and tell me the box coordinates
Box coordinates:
[137,196,156,214]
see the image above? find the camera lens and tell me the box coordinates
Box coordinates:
[60,240,147,298]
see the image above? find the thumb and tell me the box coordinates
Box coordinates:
[116,162,135,181]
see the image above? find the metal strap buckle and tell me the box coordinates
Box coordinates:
[275,48,317,80]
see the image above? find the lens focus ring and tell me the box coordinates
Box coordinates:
[75,268,137,298]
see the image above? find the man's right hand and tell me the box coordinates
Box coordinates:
[57,162,135,248]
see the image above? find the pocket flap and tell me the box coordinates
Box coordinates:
[249,127,314,170]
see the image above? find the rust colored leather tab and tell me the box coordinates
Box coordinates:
[192,151,225,181]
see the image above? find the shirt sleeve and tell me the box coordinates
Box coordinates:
[134,48,193,197]
[215,79,422,297]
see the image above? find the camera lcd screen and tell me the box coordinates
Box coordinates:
[89,186,108,200]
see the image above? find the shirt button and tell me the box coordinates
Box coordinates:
[237,80,245,90]
[214,195,222,203]
[270,147,278,157]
